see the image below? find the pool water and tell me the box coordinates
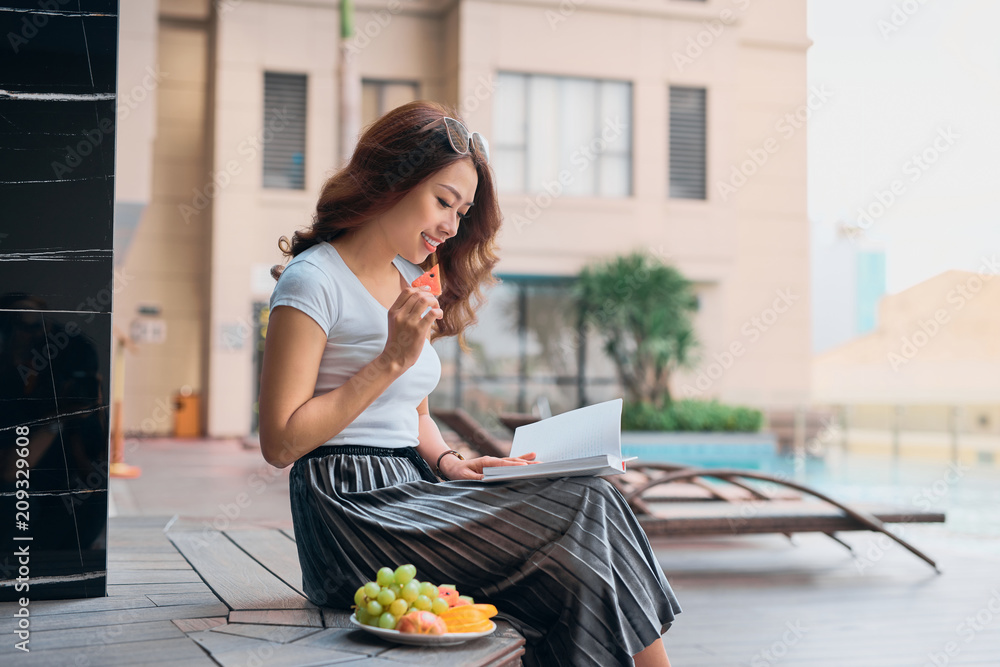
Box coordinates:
[621,442,801,473]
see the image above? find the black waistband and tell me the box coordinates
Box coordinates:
[295,444,439,483]
[301,445,415,460]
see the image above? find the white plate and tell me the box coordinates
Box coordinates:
[348,614,496,646]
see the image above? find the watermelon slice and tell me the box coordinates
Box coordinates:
[411,267,442,296]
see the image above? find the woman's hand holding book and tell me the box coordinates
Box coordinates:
[440,452,539,481]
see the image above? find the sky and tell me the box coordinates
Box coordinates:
[807,0,1000,294]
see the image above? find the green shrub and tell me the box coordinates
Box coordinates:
[622,400,763,432]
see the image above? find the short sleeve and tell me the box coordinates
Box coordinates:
[269,260,338,337]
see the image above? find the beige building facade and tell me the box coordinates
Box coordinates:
[114,0,812,437]
[814,267,1000,463]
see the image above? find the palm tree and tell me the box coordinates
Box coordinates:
[573,252,698,408]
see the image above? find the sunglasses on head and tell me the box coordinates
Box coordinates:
[419,116,490,164]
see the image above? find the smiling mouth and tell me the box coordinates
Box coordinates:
[421,232,442,251]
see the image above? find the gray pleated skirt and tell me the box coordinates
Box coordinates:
[289,445,682,666]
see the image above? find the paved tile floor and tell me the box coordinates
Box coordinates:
[109,437,1000,666]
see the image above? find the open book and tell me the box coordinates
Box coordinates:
[481,399,634,481]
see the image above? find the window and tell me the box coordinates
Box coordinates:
[669,86,707,199]
[432,277,622,420]
[361,80,420,127]
[494,72,632,197]
[263,72,307,189]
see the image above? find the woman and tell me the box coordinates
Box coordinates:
[258,100,680,666]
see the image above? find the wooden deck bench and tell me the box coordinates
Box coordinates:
[0,516,524,666]
[164,520,526,666]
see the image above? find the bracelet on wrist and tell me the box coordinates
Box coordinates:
[435,449,464,479]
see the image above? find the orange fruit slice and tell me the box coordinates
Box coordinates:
[445,619,495,634]
[439,603,498,631]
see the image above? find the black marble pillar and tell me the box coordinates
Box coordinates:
[0,0,118,601]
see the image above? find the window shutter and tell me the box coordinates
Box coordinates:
[669,86,707,200]
[263,72,307,190]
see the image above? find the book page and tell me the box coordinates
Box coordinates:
[509,399,622,462]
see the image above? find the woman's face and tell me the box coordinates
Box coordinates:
[382,157,478,265]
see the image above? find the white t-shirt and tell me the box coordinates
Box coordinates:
[268,241,442,448]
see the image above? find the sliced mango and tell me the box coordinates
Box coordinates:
[440,603,498,632]
[445,619,495,634]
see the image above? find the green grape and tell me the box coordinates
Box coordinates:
[414,595,432,611]
[364,581,381,598]
[418,582,438,599]
[366,600,383,617]
[389,599,408,617]
[376,588,396,606]
[354,586,367,608]
[394,564,416,585]
[431,597,449,615]
[355,608,371,625]
[388,583,402,597]
[378,611,397,629]
[401,580,420,602]
[376,567,395,587]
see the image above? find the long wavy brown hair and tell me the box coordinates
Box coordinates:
[271,101,501,349]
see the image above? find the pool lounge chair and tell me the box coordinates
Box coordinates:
[431,408,946,572]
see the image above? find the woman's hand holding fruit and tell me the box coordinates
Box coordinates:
[380,286,442,372]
